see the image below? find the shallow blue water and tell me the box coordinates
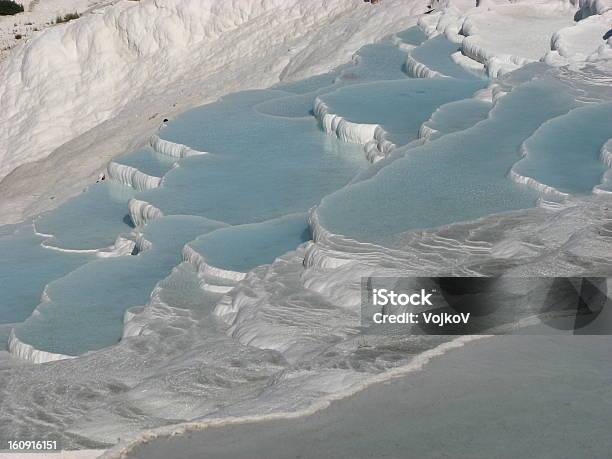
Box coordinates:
[138,90,367,224]
[0,224,92,326]
[1,28,610,361]
[423,98,492,140]
[512,102,612,195]
[317,78,485,145]
[270,35,413,97]
[35,182,135,250]
[254,92,317,118]
[339,42,412,82]
[188,214,309,273]
[114,147,177,178]
[265,29,427,118]
[258,27,428,120]
[13,216,226,356]
[1,78,368,356]
[1,64,368,356]
[394,26,428,46]
[273,73,338,95]
[317,78,581,245]
[409,35,481,80]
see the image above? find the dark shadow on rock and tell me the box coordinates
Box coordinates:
[123,214,135,228]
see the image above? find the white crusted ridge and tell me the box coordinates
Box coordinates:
[391,36,417,53]
[460,18,535,77]
[120,287,180,339]
[40,240,100,255]
[150,135,207,159]
[417,5,461,39]
[473,84,505,104]
[404,54,448,79]
[181,244,243,294]
[199,281,236,294]
[418,123,439,140]
[313,97,395,162]
[97,235,136,258]
[101,334,488,459]
[450,50,486,75]
[600,139,612,167]
[305,206,448,275]
[102,194,612,457]
[122,305,147,338]
[594,139,612,194]
[506,129,572,199]
[546,8,612,68]
[417,100,463,140]
[40,233,134,257]
[181,244,246,283]
[106,162,162,191]
[211,243,365,356]
[364,126,397,163]
[133,233,153,255]
[128,199,164,227]
[303,192,612,313]
[507,169,571,199]
[419,1,579,78]
[8,328,76,364]
[304,208,406,273]
[40,285,51,304]
[313,96,379,145]
[593,181,612,195]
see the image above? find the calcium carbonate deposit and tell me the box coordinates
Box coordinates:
[0,0,610,455]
